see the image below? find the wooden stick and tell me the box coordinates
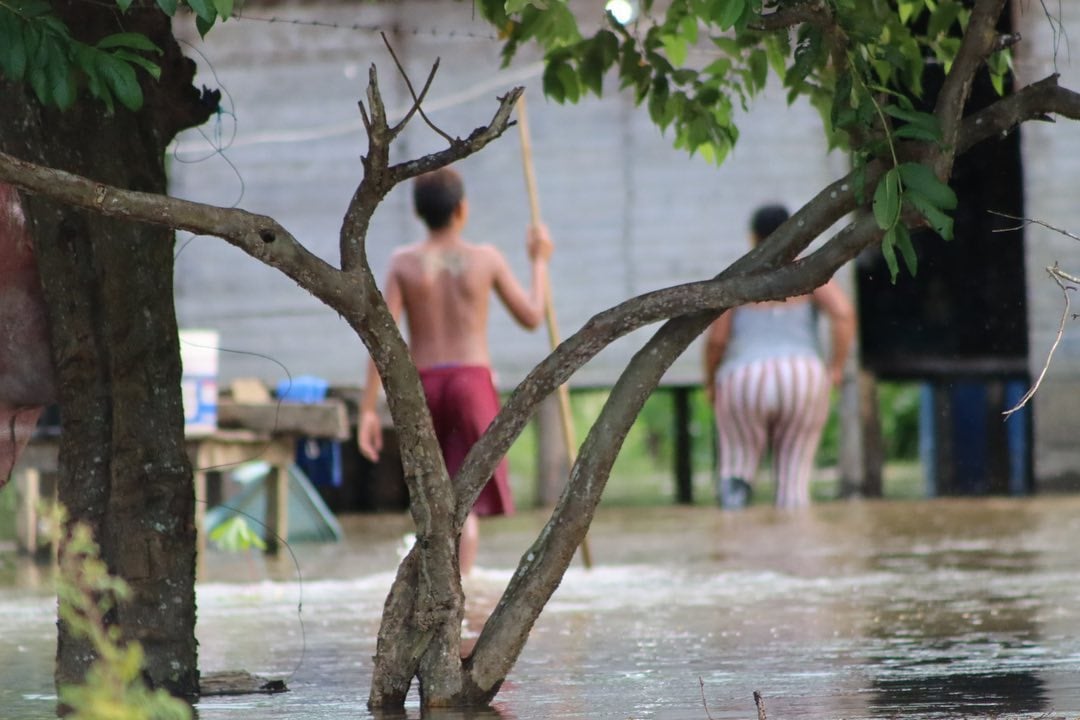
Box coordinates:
[516,93,593,569]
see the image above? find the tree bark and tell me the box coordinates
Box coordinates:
[0,4,214,697]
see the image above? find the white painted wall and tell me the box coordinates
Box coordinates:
[1014,3,1080,483]
[170,1,845,392]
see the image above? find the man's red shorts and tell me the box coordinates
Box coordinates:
[419,365,514,517]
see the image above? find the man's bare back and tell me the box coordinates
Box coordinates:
[389,237,540,370]
[358,186,551,462]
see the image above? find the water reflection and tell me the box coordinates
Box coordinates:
[5,497,1080,719]
[872,671,1047,717]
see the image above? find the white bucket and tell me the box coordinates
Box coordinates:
[179,329,219,436]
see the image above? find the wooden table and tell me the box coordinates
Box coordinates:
[12,430,297,565]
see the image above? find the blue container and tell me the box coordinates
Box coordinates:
[296,438,343,487]
[277,375,328,404]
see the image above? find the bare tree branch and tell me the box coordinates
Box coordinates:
[990,208,1080,243]
[958,75,1080,153]
[1004,264,1075,417]
[0,149,354,308]
[990,211,1080,418]
[381,32,451,141]
[339,64,523,272]
[933,0,1008,173]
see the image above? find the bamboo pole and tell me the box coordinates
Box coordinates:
[516,93,593,569]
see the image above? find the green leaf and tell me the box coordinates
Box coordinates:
[897,162,957,209]
[905,190,954,241]
[648,74,672,126]
[711,35,739,56]
[679,13,698,44]
[46,49,75,109]
[542,59,566,102]
[927,0,963,39]
[893,222,917,277]
[990,71,1004,96]
[852,155,868,204]
[873,167,902,230]
[0,12,28,81]
[28,65,49,105]
[717,0,745,30]
[830,71,853,129]
[556,61,580,102]
[882,225,900,283]
[97,53,143,110]
[155,0,178,15]
[884,104,940,139]
[195,13,216,37]
[897,0,922,24]
[113,49,162,80]
[578,54,603,96]
[212,0,233,20]
[893,124,940,142]
[594,29,619,67]
[506,0,541,11]
[703,56,731,78]
[115,0,134,11]
[747,48,767,92]
[74,45,111,111]
[96,32,161,53]
[37,13,70,40]
[661,33,688,66]
[209,516,267,552]
[185,0,217,24]
[14,0,51,18]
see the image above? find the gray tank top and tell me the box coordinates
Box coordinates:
[718,301,823,376]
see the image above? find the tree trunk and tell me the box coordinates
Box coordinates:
[0,5,215,697]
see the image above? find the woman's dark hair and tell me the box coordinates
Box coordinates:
[749,203,790,242]
[413,168,465,230]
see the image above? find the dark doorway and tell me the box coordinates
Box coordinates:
[855,13,1031,495]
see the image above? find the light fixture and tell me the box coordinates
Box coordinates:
[605,0,638,24]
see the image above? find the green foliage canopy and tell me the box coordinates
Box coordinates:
[479,0,1005,280]
[1,0,1009,281]
[0,0,223,112]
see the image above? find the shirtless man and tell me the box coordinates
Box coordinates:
[357,167,552,575]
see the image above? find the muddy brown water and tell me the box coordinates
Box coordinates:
[4,496,1080,719]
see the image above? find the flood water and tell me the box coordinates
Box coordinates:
[4,496,1080,719]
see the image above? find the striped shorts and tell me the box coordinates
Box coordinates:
[714,355,831,508]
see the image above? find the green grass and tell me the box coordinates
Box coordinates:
[506,385,926,508]
[0,485,15,541]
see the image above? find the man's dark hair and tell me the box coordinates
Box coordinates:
[749,203,790,242]
[413,168,465,230]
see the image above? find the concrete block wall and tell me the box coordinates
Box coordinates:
[1014,3,1080,484]
[170,1,846,392]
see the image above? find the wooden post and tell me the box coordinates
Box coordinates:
[517,93,592,568]
[264,464,289,556]
[839,368,883,498]
[673,387,694,504]
[193,466,207,577]
[15,467,41,555]
[536,394,570,506]
[858,370,884,497]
